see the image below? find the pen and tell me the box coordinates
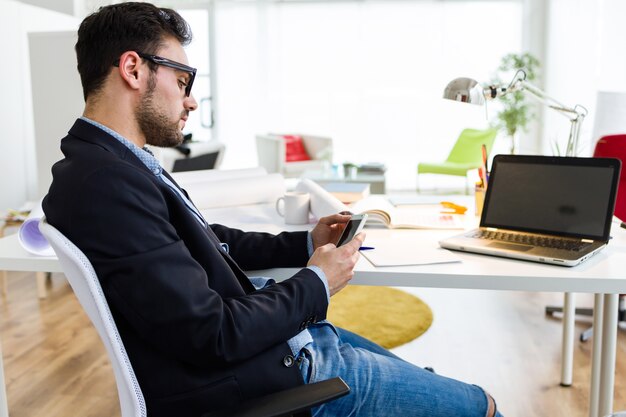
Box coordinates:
[359,246,375,251]
[481,144,488,172]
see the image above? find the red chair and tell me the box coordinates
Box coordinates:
[593,134,626,220]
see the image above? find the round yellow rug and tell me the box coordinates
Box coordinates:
[327,286,433,349]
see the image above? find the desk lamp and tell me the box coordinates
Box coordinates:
[443,69,588,156]
[444,70,590,388]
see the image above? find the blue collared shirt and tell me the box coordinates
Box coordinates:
[80,116,328,355]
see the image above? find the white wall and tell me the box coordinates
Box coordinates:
[0,0,79,210]
[29,32,83,197]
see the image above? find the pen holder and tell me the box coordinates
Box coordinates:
[475,183,485,217]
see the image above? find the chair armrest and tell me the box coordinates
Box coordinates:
[256,134,286,173]
[203,377,350,417]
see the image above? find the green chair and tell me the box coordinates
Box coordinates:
[417,128,497,192]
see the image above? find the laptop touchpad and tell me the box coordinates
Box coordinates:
[488,242,533,252]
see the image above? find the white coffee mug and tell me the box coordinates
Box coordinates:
[276,192,310,225]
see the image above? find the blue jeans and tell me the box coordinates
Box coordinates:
[299,325,503,417]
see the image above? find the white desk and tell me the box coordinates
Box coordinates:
[214,204,626,417]
[0,234,61,299]
[0,204,625,417]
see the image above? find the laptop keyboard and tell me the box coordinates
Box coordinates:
[472,230,591,251]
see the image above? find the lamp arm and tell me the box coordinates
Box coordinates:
[512,80,587,156]
[486,70,587,121]
[506,75,587,156]
[516,80,588,155]
[517,80,587,121]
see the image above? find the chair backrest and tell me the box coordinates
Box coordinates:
[150,141,226,173]
[39,219,147,417]
[446,128,498,164]
[593,134,626,221]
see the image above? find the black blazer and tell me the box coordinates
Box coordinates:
[43,119,329,417]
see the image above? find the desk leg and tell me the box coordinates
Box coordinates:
[0,271,6,296]
[561,292,575,386]
[0,227,5,298]
[598,293,618,417]
[0,335,8,417]
[589,294,604,417]
[36,272,47,299]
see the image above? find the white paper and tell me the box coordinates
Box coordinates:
[18,201,54,257]
[360,245,461,267]
[295,179,348,219]
[184,173,286,209]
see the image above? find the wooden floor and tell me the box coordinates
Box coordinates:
[1,271,626,417]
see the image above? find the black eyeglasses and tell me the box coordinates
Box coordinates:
[138,53,196,97]
[114,52,197,97]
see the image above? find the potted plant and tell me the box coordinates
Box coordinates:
[491,53,541,154]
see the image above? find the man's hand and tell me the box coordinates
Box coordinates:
[307,232,365,296]
[310,212,352,249]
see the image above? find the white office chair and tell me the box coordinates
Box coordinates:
[39,219,350,417]
[38,219,147,417]
[256,134,332,178]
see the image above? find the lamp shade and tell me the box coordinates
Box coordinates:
[592,91,626,142]
[443,77,485,105]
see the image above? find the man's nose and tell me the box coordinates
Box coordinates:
[186,93,198,111]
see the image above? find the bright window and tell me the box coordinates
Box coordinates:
[212,0,522,189]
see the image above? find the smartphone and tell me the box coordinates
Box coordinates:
[336,214,368,247]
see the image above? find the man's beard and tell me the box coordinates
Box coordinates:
[136,76,185,148]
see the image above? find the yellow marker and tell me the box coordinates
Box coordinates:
[440,201,468,215]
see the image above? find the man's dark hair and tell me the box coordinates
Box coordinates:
[75,2,192,101]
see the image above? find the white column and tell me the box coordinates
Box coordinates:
[598,293,618,417]
[561,292,575,386]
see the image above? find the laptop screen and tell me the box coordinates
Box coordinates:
[481,155,621,241]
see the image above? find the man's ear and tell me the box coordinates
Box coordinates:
[117,51,144,93]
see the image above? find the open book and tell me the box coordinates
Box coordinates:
[296,179,464,230]
[350,196,464,229]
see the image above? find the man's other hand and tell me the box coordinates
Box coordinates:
[310,212,352,249]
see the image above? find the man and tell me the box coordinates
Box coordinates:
[43,3,502,417]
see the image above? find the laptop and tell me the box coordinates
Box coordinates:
[439,155,621,266]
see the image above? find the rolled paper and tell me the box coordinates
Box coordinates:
[171,167,268,187]
[18,201,55,256]
[184,173,286,209]
[296,179,348,219]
